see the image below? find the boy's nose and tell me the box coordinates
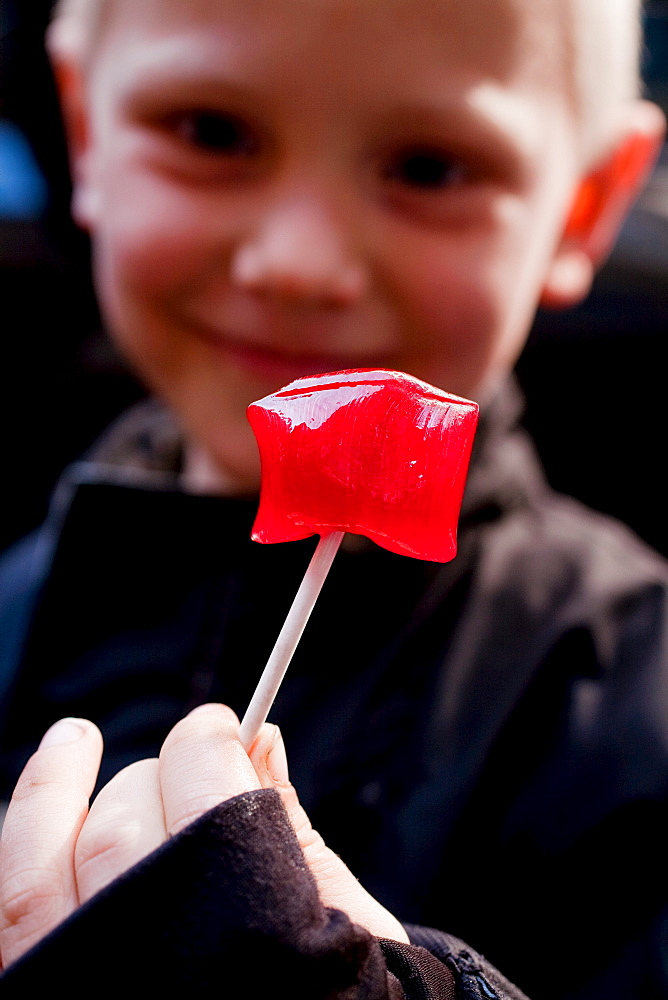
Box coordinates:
[230,196,368,307]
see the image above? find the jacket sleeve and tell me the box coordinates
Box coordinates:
[0,788,529,999]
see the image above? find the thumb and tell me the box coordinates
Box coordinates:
[249,725,408,943]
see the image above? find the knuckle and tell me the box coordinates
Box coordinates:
[161,705,239,756]
[74,816,143,878]
[9,772,61,803]
[279,787,313,838]
[168,796,224,836]
[299,824,327,856]
[0,866,69,934]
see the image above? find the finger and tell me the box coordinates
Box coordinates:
[249,725,313,844]
[0,718,103,967]
[158,703,262,836]
[248,723,285,789]
[250,726,408,942]
[74,758,165,905]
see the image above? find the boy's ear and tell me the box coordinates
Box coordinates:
[540,100,666,310]
[46,23,99,230]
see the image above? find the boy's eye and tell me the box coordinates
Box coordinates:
[385,148,466,189]
[173,112,257,155]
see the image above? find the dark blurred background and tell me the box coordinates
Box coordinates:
[1,0,668,557]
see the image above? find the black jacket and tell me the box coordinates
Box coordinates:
[1,381,667,999]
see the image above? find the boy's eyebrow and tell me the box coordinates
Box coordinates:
[389,85,548,162]
[98,34,251,90]
[460,83,553,168]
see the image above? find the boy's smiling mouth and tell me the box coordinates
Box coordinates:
[188,321,390,384]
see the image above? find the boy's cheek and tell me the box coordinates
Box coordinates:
[91,165,223,293]
[397,244,501,346]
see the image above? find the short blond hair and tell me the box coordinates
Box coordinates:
[48,0,646,166]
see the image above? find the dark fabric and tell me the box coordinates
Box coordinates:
[0,788,405,997]
[1,380,667,998]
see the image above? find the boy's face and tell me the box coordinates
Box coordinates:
[75,0,586,491]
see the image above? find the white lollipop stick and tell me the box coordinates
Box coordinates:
[240,530,344,750]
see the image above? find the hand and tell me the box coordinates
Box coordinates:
[0,704,407,969]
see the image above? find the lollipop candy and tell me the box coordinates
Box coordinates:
[239,369,478,747]
[248,368,478,562]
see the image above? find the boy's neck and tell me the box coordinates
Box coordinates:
[181,438,250,497]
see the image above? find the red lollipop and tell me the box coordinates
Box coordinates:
[248,368,478,561]
[239,369,478,748]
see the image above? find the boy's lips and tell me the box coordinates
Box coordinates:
[190,322,389,384]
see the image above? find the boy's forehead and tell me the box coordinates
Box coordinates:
[100,0,560,95]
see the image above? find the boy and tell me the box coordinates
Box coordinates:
[0,0,666,996]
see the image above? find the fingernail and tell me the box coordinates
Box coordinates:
[39,718,87,749]
[268,726,289,784]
